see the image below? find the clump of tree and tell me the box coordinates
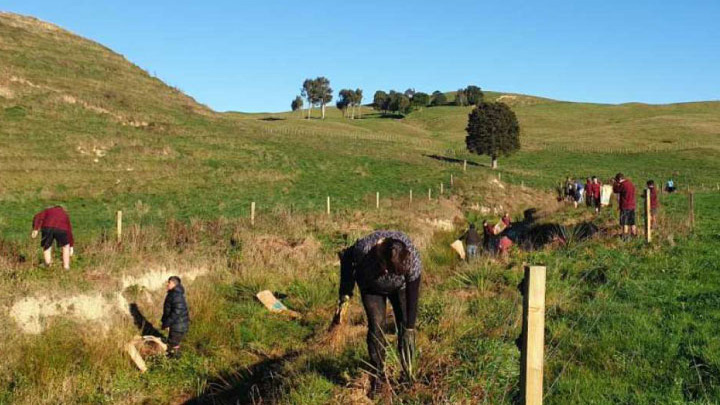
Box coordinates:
[291,96,303,116]
[430,91,447,106]
[336,88,364,119]
[465,102,520,169]
[301,77,333,119]
[455,85,484,106]
[372,88,430,116]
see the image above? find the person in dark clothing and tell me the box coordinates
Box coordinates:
[161,276,190,358]
[338,230,421,396]
[31,206,74,270]
[482,220,497,253]
[612,173,637,239]
[645,180,659,229]
[460,223,481,259]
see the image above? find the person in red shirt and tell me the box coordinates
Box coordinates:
[31,206,74,270]
[611,173,637,239]
[645,180,659,229]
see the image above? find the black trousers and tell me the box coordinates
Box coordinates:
[167,330,186,356]
[361,289,407,376]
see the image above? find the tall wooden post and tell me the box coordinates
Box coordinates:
[326,196,331,216]
[409,189,413,204]
[440,183,444,195]
[251,202,256,226]
[450,174,454,186]
[645,189,652,243]
[520,265,546,405]
[689,192,695,231]
[116,211,122,242]
[376,192,380,209]
[428,188,432,201]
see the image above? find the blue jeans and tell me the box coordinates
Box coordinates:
[466,245,478,259]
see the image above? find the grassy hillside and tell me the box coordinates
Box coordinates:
[1,11,720,405]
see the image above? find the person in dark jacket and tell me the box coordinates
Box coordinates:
[31,206,74,270]
[482,220,497,253]
[338,230,421,396]
[161,276,190,358]
[612,173,637,239]
[461,223,481,259]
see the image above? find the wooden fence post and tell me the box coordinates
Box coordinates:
[428,188,432,201]
[450,174,454,186]
[520,265,546,405]
[689,193,695,231]
[376,192,380,209]
[409,189,413,204]
[251,202,256,226]
[645,189,652,243]
[463,160,467,172]
[327,196,331,216]
[440,183,444,195]
[116,211,122,242]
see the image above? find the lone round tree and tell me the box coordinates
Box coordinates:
[465,102,520,169]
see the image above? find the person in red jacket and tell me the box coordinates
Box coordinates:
[611,173,637,239]
[31,206,74,270]
[645,180,659,229]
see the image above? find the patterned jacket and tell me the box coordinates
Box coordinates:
[339,230,422,296]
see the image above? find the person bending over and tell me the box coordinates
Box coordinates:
[338,230,421,396]
[161,276,190,358]
[31,205,74,270]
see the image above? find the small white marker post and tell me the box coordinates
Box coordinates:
[450,174,454,186]
[376,192,380,209]
[116,210,122,242]
[251,202,256,226]
[463,160,467,172]
[428,188,432,201]
[440,183,444,195]
[327,196,331,216]
[409,189,413,204]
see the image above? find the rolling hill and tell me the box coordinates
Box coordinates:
[2,11,720,404]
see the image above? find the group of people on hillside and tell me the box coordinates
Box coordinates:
[30,205,190,358]
[25,170,662,398]
[459,213,513,259]
[29,205,419,397]
[563,176,604,212]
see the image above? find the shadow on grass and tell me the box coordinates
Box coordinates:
[423,154,483,167]
[183,350,301,405]
[129,303,164,338]
[258,117,285,121]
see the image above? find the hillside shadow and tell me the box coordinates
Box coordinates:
[258,117,285,121]
[129,303,164,338]
[423,154,483,167]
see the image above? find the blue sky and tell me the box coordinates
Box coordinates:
[4,0,719,112]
